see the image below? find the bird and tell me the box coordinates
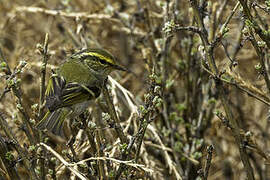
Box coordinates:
[36,48,126,136]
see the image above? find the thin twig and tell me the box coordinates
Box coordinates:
[211,2,240,49]
[148,124,182,180]
[238,0,270,48]
[39,33,49,117]
[40,143,88,180]
[189,1,255,179]
[219,2,240,36]
[248,31,270,93]
[253,2,270,14]
[0,48,36,144]
[0,133,20,179]
[203,145,214,180]
[16,6,122,25]
[83,115,97,155]
[115,136,137,179]
[95,130,106,180]
[71,156,153,173]
[0,87,10,102]
[0,48,12,75]
[175,25,202,34]
[102,84,128,144]
[0,113,38,179]
[144,141,200,165]
[201,64,270,106]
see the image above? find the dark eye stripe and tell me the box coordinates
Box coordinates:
[99,59,107,65]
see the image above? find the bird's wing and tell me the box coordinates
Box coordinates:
[45,74,101,112]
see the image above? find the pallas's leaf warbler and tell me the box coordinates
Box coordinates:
[36,48,126,136]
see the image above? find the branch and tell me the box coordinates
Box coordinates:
[102,84,128,144]
[38,33,49,116]
[238,0,270,48]
[203,145,214,180]
[16,6,122,25]
[189,1,255,179]
[40,143,87,180]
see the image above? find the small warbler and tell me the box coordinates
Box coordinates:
[36,48,126,136]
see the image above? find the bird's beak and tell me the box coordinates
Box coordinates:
[114,64,128,72]
[113,64,137,77]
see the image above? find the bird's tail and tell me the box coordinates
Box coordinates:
[36,108,69,136]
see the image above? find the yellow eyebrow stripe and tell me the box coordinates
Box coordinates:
[82,52,114,64]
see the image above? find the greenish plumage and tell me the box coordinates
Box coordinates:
[36,48,126,136]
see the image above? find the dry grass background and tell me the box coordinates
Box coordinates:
[0,0,270,180]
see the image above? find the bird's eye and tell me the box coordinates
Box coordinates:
[99,59,106,65]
